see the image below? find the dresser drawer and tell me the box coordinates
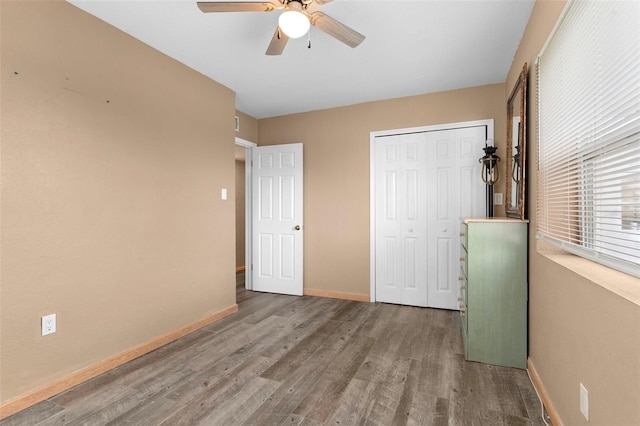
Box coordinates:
[459,297,467,339]
[460,245,468,278]
[460,222,468,250]
[458,269,467,306]
[458,265,467,337]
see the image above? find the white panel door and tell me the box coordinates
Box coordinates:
[374,125,487,309]
[375,133,429,306]
[425,126,487,309]
[252,143,303,296]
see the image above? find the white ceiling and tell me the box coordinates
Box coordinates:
[68,0,535,119]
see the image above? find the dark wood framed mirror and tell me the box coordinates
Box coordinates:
[505,63,527,219]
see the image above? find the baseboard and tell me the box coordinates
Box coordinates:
[0,304,238,420]
[304,288,370,302]
[236,266,245,272]
[528,358,562,426]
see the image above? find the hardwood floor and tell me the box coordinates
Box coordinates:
[2,272,547,425]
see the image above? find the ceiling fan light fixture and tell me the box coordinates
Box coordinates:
[278,3,309,39]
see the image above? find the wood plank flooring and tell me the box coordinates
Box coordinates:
[2,272,547,425]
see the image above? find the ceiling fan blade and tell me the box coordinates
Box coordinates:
[266,26,289,55]
[309,12,365,48]
[197,1,280,13]
[304,0,332,15]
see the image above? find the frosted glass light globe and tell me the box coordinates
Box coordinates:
[279,9,310,39]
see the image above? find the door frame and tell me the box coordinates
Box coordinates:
[369,119,494,302]
[235,137,257,290]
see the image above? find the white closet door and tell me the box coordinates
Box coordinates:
[425,126,487,309]
[375,133,429,306]
[374,125,486,309]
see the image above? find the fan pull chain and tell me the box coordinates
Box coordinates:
[307,30,311,49]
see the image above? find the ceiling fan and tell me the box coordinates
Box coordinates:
[196,0,365,55]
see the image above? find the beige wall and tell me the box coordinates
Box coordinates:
[259,84,506,296]
[235,110,258,143]
[1,0,236,404]
[506,1,640,425]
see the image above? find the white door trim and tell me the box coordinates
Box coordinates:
[235,137,257,290]
[369,119,494,302]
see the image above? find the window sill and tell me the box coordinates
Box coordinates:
[536,240,640,307]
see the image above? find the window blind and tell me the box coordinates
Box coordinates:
[537,0,640,277]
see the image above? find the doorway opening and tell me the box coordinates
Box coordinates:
[235,137,256,290]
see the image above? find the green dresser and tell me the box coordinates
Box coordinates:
[459,218,528,369]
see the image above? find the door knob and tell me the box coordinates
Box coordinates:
[294,225,301,231]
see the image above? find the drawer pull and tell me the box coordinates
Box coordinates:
[459,256,465,261]
[461,284,466,289]
[458,276,464,281]
[459,232,465,237]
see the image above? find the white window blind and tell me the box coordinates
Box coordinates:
[537,0,640,278]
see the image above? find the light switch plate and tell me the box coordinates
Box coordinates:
[494,192,503,205]
[221,188,227,200]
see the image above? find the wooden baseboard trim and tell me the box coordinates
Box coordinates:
[0,304,238,420]
[236,266,245,272]
[304,288,370,302]
[527,358,562,426]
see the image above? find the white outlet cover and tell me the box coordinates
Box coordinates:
[42,313,56,336]
[580,382,589,421]
[494,192,503,205]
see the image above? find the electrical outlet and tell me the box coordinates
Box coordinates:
[494,192,504,205]
[42,313,56,336]
[580,382,589,421]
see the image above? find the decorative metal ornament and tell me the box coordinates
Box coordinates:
[479,145,500,186]
[512,143,521,183]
